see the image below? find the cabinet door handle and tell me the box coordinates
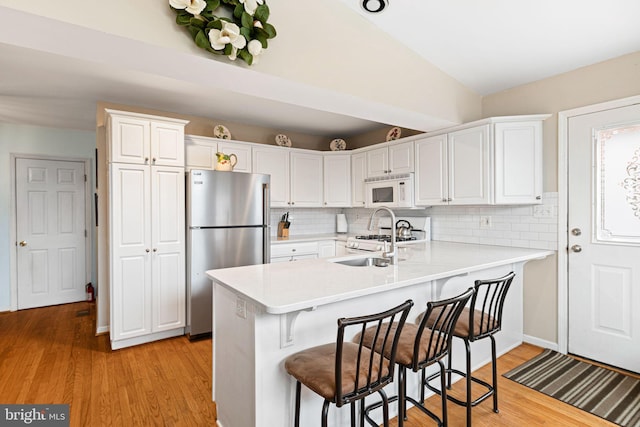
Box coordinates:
[536,195,542,200]
[153,248,157,252]
[144,157,149,163]
[19,240,27,247]
[145,248,150,253]
[152,157,156,164]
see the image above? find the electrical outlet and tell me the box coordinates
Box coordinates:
[480,216,492,228]
[236,298,247,319]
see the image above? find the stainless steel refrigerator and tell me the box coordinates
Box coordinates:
[186,170,270,339]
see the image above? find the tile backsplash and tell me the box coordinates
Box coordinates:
[270,192,558,251]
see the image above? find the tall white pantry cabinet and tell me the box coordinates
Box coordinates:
[106,109,189,350]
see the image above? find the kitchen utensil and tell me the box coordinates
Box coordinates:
[395,220,413,239]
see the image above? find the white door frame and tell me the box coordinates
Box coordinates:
[557,94,640,354]
[9,153,93,311]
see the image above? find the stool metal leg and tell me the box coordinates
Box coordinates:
[294,381,301,427]
[321,400,330,427]
[490,335,499,413]
[464,339,472,427]
[438,360,448,427]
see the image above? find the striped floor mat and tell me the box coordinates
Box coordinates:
[503,349,640,427]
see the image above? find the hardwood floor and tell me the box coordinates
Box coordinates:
[0,302,618,426]
[0,302,216,426]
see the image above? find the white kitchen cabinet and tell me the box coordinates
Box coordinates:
[253,146,324,208]
[415,134,448,206]
[185,136,253,173]
[109,163,185,349]
[365,141,414,177]
[290,152,323,207]
[323,153,351,207]
[493,120,543,204]
[252,146,290,207]
[270,240,336,262]
[351,152,367,207]
[270,241,319,263]
[318,240,336,258]
[448,125,491,205]
[415,124,491,205]
[218,141,252,173]
[106,110,187,167]
[185,135,216,170]
[414,115,547,206]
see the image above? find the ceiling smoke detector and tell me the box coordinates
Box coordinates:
[361,0,388,13]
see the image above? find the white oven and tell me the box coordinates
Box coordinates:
[364,173,414,209]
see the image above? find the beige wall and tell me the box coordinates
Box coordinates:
[482,51,640,343]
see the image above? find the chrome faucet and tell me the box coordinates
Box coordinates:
[368,206,397,265]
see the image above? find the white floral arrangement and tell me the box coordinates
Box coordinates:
[170,0,276,65]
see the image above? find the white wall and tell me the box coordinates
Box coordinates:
[0,123,96,311]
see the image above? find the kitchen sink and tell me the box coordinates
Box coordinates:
[333,257,391,267]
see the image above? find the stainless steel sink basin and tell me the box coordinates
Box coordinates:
[333,257,390,267]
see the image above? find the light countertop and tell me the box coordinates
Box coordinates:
[207,241,554,315]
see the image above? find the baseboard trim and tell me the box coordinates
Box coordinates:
[523,334,559,351]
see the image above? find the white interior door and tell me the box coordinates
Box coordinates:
[16,158,87,309]
[568,103,640,373]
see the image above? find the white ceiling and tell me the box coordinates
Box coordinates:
[1,1,639,136]
[342,0,640,95]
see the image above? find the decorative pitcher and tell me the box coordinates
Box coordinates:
[215,152,237,171]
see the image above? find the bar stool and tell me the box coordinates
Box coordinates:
[424,272,516,427]
[284,299,413,427]
[359,288,475,427]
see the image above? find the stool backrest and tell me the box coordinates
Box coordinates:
[469,271,516,341]
[335,299,413,407]
[413,287,475,371]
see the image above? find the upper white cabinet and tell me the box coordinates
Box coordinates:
[185,135,253,172]
[323,153,351,207]
[414,115,548,206]
[252,145,290,207]
[218,141,252,173]
[351,152,367,207]
[106,109,187,167]
[366,141,414,178]
[290,152,323,207]
[253,146,324,208]
[493,120,543,204]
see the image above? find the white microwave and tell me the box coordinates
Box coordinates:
[364,173,414,208]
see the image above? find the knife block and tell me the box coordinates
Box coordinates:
[277,221,289,238]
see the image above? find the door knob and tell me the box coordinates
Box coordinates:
[571,245,582,253]
[571,228,582,236]
[19,240,27,247]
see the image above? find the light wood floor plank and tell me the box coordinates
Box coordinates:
[0,302,624,426]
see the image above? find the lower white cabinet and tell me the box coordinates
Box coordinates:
[270,240,336,262]
[109,163,185,349]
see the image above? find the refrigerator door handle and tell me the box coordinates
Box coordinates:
[263,182,270,263]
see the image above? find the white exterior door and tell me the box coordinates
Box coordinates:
[568,103,640,373]
[16,158,87,309]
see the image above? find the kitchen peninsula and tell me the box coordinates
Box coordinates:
[206,241,553,427]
